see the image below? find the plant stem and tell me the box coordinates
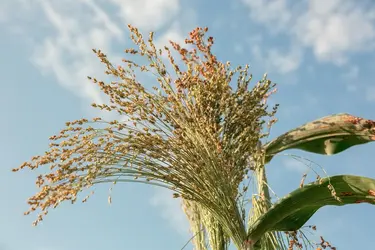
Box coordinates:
[255,160,271,211]
[245,141,273,249]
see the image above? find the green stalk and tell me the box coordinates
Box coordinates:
[245,141,281,250]
[256,160,271,211]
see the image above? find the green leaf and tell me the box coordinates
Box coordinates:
[265,113,375,162]
[247,175,375,243]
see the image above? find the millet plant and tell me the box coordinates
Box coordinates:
[14,25,375,250]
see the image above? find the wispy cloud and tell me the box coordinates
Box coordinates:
[154,21,186,50]
[30,0,124,106]
[108,0,180,30]
[242,0,293,33]
[7,0,185,108]
[251,43,303,74]
[150,188,190,236]
[241,0,375,71]
[0,0,33,23]
[295,0,375,65]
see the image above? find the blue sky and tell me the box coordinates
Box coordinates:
[2,0,375,249]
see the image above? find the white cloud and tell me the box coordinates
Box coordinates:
[251,43,302,74]
[3,0,195,116]
[150,188,190,236]
[0,5,7,23]
[242,0,293,33]
[154,21,186,50]
[295,0,375,65]
[107,0,180,30]
[29,0,125,106]
[266,46,303,74]
[25,0,185,110]
[0,0,187,109]
[241,0,375,69]
[0,0,33,23]
[82,0,123,37]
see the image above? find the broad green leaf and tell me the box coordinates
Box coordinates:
[247,175,375,243]
[265,113,375,162]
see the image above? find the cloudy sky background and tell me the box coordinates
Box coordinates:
[2,0,375,249]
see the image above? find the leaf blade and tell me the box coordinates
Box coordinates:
[247,175,375,243]
[265,113,375,162]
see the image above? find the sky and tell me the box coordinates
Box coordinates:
[2,0,375,249]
